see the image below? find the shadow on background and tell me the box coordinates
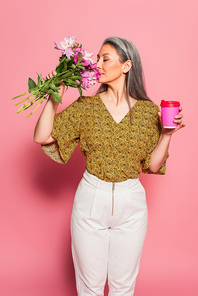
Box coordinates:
[32,143,86,198]
[7,142,87,295]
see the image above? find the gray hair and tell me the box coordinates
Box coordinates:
[96,36,151,107]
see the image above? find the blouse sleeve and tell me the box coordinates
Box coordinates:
[41,97,82,164]
[141,104,169,175]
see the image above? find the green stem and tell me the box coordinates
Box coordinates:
[15,95,33,106]
[56,70,73,77]
[15,89,42,106]
[14,66,79,117]
[12,93,29,100]
[17,95,43,113]
[26,97,46,118]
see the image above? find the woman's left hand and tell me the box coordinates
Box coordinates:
[158,106,186,136]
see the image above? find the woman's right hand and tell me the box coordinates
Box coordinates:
[34,70,65,144]
[46,70,65,99]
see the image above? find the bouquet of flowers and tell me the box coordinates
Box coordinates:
[12,36,101,118]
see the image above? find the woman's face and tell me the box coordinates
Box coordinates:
[97,44,125,85]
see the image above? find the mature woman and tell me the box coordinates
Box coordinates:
[34,37,185,296]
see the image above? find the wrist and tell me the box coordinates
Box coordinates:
[48,94,60,102]
[48,95,60,105]
[47,95,60,112]
[161,132,172,141]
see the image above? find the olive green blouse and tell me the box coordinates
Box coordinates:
[41,94,169,182]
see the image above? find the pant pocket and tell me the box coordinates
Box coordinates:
[72,178,97,218]
[127,180,148,223]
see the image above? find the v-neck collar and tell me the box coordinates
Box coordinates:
[97,93,139,125]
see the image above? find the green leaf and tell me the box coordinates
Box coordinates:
[53,78,62,85]
[68,85,77,88]
[40,79,45,86]
[56,62,64,74]
[62,60,68,72]
[48,90,62,103]
[62,80,69,85]
[28,77,37,90]
[74,70,80,75]
[78,87,82,97]
[40,84,49,93]
[77,52,83,63]
[49,83,60,91]
[67,57,75,67]
[65,79,80,86]
[57,70,72,77]
[59,55,65,62]
[29,86,39,94]
[69,75,82,80]
[77,65,85,70]
[71,64,76,70]
[37,73,42,87]
[52,92,62,103]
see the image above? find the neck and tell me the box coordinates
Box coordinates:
[105,79,128,106]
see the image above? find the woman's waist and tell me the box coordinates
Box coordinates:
[83,169,140,191]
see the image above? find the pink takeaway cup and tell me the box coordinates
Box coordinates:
[160,100,180,128]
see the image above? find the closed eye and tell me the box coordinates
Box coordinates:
[97,59,108,62]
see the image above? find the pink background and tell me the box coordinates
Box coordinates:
[1,0,197,295]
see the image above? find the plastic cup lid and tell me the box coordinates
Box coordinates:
[160,100,180,107]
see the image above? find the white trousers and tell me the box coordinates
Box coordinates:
[70,170,148,296]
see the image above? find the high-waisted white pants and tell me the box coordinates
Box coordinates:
[70,170,148,296]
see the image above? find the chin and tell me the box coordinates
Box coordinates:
[98,76,108,84]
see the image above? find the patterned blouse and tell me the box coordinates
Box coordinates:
[41,94,169,182]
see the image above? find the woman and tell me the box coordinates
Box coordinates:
[34,37,185,296]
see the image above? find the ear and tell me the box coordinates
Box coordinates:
[123,60,132,74]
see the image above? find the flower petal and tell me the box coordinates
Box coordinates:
[64,47,74,58]
[54,40,63,50]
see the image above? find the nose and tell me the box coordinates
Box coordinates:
[97,60,101,69]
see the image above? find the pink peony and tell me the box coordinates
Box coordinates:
[54,37,76,58]
[73,47,95,66]
[81,69,101,88]
[82,50,94,66]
